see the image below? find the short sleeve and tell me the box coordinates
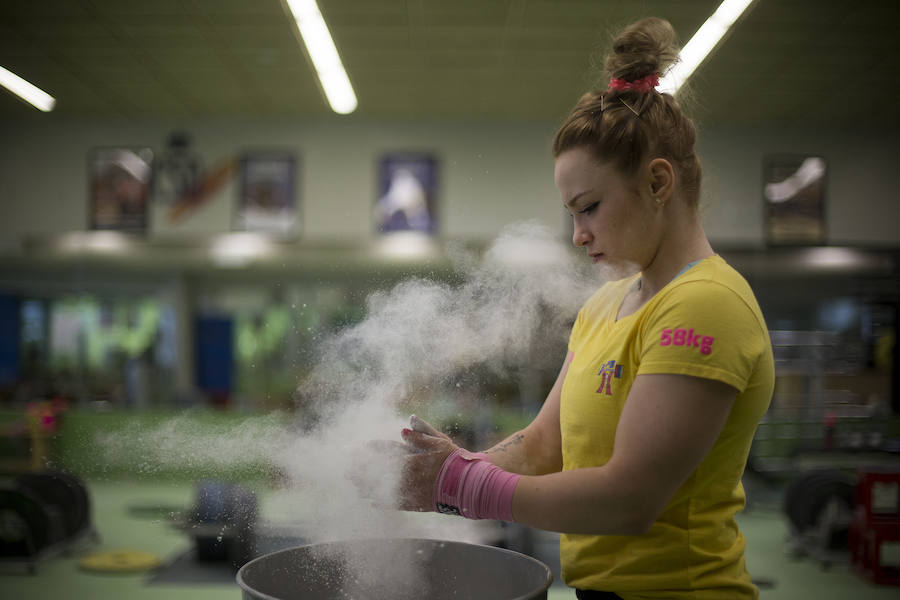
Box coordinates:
[637,280,766,392]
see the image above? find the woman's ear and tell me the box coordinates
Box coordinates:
[648,158,675,202]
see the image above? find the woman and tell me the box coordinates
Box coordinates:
[399,17,774,600]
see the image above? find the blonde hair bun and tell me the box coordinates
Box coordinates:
[605,17,679,83]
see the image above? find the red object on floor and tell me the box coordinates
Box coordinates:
[850,469,900,585]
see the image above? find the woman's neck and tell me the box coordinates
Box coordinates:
[638,209,713,299]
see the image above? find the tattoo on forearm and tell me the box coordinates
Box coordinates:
[493,433,524,453]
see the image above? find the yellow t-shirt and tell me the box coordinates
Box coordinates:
[560,254,774,599]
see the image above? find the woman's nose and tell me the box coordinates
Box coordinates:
[572,222,591,247]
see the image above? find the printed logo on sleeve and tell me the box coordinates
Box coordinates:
[660,328,715,355]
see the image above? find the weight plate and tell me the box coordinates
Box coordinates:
[784,470,854,533]
[45,470,91,535]
[16,471,84,539]
[0,487,52,556]
[78,549,161,573]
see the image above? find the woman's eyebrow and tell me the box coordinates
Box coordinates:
[565,189,593,208]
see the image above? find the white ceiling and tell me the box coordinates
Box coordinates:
[0,0,898,126]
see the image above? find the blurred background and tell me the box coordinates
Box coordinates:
[0,1,899,599]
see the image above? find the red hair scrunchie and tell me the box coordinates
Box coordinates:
[608,73,660,93]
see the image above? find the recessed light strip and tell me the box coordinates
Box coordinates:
[658,0,757,95]
[0,64,56,112]
[284,0,357,114]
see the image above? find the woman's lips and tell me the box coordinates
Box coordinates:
[591,253,603,263]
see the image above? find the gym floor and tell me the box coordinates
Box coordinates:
[0,479,897,600]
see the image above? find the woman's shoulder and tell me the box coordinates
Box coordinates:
[661,255,750,296]
[655,255,767,328]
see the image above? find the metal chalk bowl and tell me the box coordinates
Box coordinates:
[237,538,553,600]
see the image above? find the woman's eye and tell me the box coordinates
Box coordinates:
[579,202,599,215]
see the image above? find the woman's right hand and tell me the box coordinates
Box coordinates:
[397,416,458,512]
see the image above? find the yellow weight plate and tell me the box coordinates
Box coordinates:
[78,549,162,573]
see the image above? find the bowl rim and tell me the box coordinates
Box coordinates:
[235,536,554,600]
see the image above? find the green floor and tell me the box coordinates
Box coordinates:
[0,480,897,599]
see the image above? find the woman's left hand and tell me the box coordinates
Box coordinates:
[397,416,458,512]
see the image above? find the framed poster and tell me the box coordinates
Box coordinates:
[235,152,298,234]
[89,147,153,232]
[763,155,827,245]
[375,153,438,234]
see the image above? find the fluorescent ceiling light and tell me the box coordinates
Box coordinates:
[284,0,357,114]
[0,64,56,112]
[658,0,757,95]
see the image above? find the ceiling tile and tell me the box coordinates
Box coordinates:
[0,0,896,125]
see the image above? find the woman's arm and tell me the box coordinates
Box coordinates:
[511,372,736,534]
[482,351,570,476]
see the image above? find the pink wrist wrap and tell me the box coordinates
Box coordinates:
[433,449,520,522]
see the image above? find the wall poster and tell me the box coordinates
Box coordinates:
[375,153,438,234]
[235,152,298,234]
[89,147,153,232]
[763,155,827,245]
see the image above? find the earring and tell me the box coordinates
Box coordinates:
[654,196,664,206]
